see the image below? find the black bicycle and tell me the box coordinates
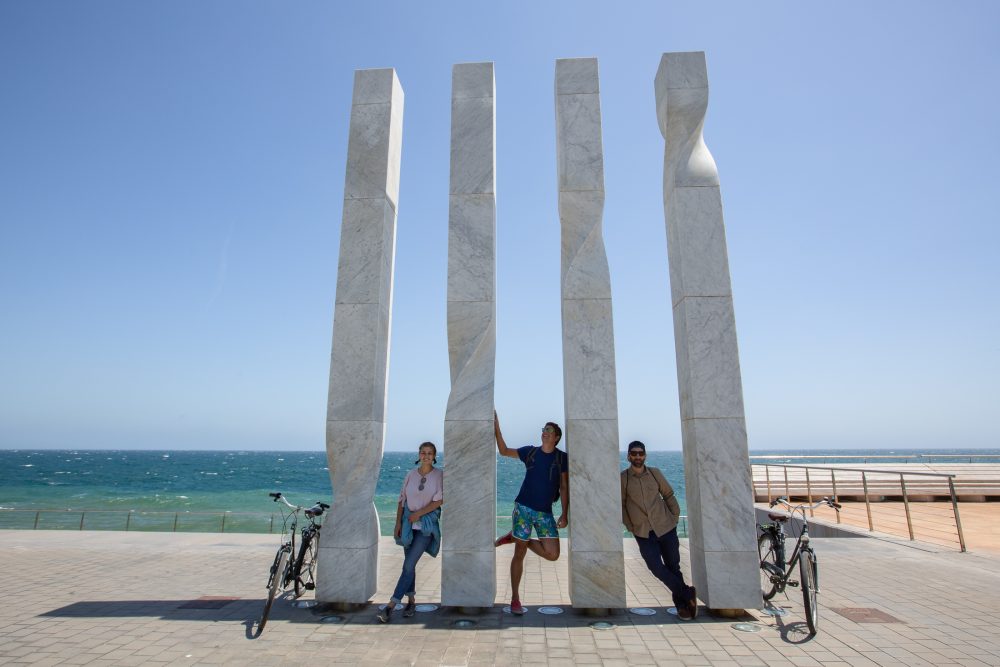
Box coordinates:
[757,495,840,635]
[258,492,329,632]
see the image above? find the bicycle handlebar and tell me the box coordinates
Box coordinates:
[769,495,841,511]
[269,492,330,516]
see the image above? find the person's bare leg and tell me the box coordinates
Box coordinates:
[525,537,560,561]
[510,540,529,599]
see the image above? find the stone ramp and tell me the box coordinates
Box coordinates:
[2,531,999,665]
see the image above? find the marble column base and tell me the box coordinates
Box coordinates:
[441,419,496,607]
[567,549,626,608]
[441,549,495,608]
[565,418,626,609]
[681,416,760,610]
[316,540,379,603]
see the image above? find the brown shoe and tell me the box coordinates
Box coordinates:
[676,604,694,621]
[688,587,698,619]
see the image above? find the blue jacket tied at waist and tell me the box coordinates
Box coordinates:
[395,505,441,558]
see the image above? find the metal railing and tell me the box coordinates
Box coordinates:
[0,508,689,538]
[752,463,966,552]
[751,454,1000,464]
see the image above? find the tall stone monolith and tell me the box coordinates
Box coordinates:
[555,57,626,609]
[318,68,403,604]
[442,62,497,609]
[654,52,760,610]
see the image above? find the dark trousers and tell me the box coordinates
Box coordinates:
[635,529,694,608]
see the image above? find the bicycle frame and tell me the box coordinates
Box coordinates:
[759,497,833,594]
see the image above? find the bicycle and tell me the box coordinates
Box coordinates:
[258,492,329,632]
[757,495,840,635]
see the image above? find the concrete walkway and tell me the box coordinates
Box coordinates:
[2,530,998,666]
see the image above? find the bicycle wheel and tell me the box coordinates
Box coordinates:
[758,533,782,601]
[294,532,318,598]
[800,548,819,635]
[259,547,289,632]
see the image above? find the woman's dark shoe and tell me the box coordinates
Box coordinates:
[402,599,416,617]
[377,605,392,623]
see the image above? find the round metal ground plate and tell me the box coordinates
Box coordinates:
[732,622,763,633]
[502,606,528,614]
[538,606,563,615]
[452,619,477,628]
[589,621,615,630]
[665,607,679,616]
[629,607,656,616]
[415,604,438,613]
[293,600,318,609]
[319,615,345,624]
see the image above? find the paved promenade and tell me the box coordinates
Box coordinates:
[1,530,998,666]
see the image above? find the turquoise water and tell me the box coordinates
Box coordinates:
[2,448,996,536]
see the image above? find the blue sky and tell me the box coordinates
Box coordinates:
[1,1,997,452]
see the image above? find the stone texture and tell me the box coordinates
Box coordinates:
[442,62,496,609]
[319,68,403,604]
[555,57,625,609]
[655,51,759,610]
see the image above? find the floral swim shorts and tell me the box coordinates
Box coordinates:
[511,501,559,540]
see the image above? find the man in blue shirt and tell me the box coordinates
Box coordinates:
[493,411,569,615]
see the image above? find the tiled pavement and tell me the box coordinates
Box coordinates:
[1,530,998,666]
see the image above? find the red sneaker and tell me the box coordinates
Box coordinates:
[494,531,514,547]
[509,600,525,615]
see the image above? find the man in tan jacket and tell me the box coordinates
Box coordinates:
[621,440,698,620]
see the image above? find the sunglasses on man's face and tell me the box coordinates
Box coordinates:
[628,451,645,457]
[542,427,555,434]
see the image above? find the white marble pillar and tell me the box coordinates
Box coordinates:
[441,62,497,609]
[654,52,760,610]
[318,68,403,604]
[555,57,626,609]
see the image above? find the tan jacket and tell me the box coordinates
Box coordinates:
[621,466,681,538]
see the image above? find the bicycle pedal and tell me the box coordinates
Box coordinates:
[305,583,315,590]
[788,581,799,587]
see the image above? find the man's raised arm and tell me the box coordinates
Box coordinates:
[494,411,519,459]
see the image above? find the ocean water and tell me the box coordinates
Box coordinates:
[2,448,996,536]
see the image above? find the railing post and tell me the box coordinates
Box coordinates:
[33,511,40,530]
[862,472,874,531]
[948,477,967,553]
[221,512,227,533]
[831,470,840,524]
[765,465,772,503]
[173,513,179,532]
[79,512,86,530]
[805,468,814,517]
[125,510,132,532]
[784,466,790,499]
[269,514,274,534]
[900,474,914,540]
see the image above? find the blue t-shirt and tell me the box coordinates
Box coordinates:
[514,445,568,513]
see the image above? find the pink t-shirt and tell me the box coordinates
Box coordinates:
[399,467,443,513]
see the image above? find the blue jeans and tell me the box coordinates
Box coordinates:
[390,530,432,604]
[635,528,694,608]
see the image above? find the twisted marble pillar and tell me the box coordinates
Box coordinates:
[555,57,626,609]
[654,52,759,610]
[441,62,497,608]
[318,68,404,604]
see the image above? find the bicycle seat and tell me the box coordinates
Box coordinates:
[767,513,789,522]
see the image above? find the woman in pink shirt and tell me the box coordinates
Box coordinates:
[377,441,443,623]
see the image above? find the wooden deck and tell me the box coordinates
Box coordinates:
[752,462,1000,502]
